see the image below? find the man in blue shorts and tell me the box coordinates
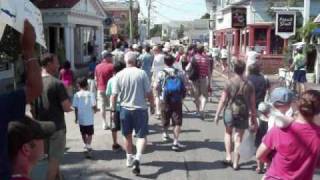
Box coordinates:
[111,51,155,176]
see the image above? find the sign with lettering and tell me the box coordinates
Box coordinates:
[0,0,46,47]
[231,8,246,28]
[276,11,296,39]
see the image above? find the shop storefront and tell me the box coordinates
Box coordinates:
[34,0,106,71]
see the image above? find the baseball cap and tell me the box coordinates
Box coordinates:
[101,50,113,58]
[270,87,294,105]
[8,116,56,159]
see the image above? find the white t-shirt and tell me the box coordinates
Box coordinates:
[113,67,151,110]
[73,90,96,126]
[220,48,228,59]
[246,50,260,66]
[87,79,97,97]
[212,47,220,57]
[152,53,165,76]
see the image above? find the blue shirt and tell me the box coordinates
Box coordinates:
[0,89,26,180]
[139,53,153,78]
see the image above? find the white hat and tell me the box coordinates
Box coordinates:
[132,44,139,49]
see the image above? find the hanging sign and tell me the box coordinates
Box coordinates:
[231,8,246,28]
[276,11,296,39]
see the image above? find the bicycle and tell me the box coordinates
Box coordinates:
[278,68,295,91]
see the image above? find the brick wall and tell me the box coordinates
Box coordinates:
[260,55,284,74]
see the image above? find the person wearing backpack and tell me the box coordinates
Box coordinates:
[156,54,186,151]
[214,60,258,170]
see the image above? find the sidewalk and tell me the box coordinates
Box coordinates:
[214,69,320,91]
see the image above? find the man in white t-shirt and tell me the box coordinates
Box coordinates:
[220,45,229,73]
[245,46,260,76]
[111,51,155,175]
[151,45,165,118]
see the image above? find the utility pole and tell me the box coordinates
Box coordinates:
[147,0,152,39]
[129,0,133,43]
[303,0,310,27]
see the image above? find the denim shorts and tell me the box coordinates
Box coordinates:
[120,108,149,138]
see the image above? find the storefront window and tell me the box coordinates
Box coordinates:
[271,30,284,55]
[74,26,96,65]
[254,28,267,53]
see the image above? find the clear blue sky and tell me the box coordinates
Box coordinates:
[103,0,208,24]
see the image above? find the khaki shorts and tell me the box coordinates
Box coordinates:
[97,90,110,111]
[191,78,209,100]
[46,129,66,161]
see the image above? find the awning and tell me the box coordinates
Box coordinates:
[312,28,320,36]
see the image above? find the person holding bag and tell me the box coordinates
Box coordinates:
[214,60,258,170]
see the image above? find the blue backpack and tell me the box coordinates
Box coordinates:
[161,69,186,103]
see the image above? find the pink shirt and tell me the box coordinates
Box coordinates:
[95,61,113,91]
[263,122,320,180]
[59,69,73,86]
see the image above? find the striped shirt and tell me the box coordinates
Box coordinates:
[194,53,209,78]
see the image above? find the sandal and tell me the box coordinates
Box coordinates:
[233,165,240,171]
[221,159,232,166]
[255,167,263,174]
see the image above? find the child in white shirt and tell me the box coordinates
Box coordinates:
[73,77,98,153]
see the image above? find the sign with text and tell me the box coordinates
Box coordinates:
[0,0,46,47]
[276,11,296,39]
[231,8,246,28]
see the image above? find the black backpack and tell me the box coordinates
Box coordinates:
[187,57,199,81]
[224,81,249,122]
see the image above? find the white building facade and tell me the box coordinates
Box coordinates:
[34,0,106,71]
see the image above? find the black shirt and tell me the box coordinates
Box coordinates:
[35,75,69,130]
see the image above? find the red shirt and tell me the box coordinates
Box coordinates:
[263,122,320,180]
[95,60,114,91]
[194,53,209,78]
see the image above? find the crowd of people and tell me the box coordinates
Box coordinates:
[1,20,320,180]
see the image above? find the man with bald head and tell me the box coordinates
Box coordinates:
[111,51,155,175]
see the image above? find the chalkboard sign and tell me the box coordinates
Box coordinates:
[275,12,296,39]
[277,14,294,33]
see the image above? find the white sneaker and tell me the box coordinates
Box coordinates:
[102,123,110,130]
[162,133,170,142]
[87,144,92,151]
[174,142,186,148]
[126,156,134,167]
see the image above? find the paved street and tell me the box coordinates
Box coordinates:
[31,72,320,180]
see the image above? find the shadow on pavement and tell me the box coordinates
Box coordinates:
[148,124,201,136]
[62,149,125,164]
[62,167,131,180]
[140,160,227,179]
[144,140,225,154]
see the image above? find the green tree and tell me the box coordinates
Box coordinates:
[125,22,140,40]
[150,24,162,37]
[297,20,319,42]
[176,25,185,39]
[201,13,210,19]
